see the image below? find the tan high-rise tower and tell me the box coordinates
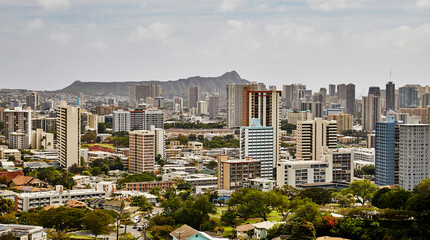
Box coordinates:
[57,101,81,168]
[129,130,155,174]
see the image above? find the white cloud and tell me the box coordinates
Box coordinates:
[36,0,70,10]
[218,0,242,12]
[307,0,361,11]
[27,18,44,32]
[265,23,332,46]
[49,32,71,44]
[417,0,430,9]
[127,22,174,42]
[90,41,108,51]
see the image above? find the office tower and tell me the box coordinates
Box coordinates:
[173,97,184,113]
[129,130,155,174]
[375,116,400,186]
[386,81,395,111]
[282,84,292,108]
[346,84,355,114]
[208,94,219,118]
[4,107,32,144]
[399,85,420,108]
[320,88,327,106]
[337,84,347,108]
[217,155,262,191]
[300,102,322,118]
[129,84,162,107]
[242,88,281,166]
[144,109,164,130]
[240,119,275,180]
[296,118,337,161]
[57,101,81,168]
[327,112,353,134]
[329,84,336,97]
[150,125,165,159]
[154,97,164,108]
[399,124,430,191]
[150,84,162,98]
[113,110,131,132]
[130,110,144,130]
[129,84,137,107]
[188,86,201,109]
[362,87,381,132]
[197,101,208,115]
[322,148,354,183]
[26,92,39,110]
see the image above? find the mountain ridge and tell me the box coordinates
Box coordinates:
[59,71,249,98]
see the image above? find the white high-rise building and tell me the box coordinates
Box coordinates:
[296,118,337,161]
[399,124,430,191]
[57,101,81,168]
[150,125,165,159]
[240,119,274,180]
[129,130,155,174]
[197,101,208,115]
[113,110,130,132]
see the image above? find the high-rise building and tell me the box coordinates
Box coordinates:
[296,118,337,161]
[129,84,162,107]
[9,132,29,149]
[327,112,353,134]
[346,84,355,115]
[240,119,275,180]
[399,124,430,191]
[242,88,281,166]
[4,107,32,145]
[208,94,219,118]
[399,85,420,108]
[57,101,81,168]
[329,84,336,97]
[113,110,131,132]
[322,148,354,183]
[386,81,396,111]
[144,109,164,130]
[150,125,165,160]
[173,97,184,113]
[130,110,145,130]
[375,116,401,186]
[300,102,322,118]
[197,101,208,115]
[337,84,347,109]
[26,92,39,110]
[217,155,261,191]
[154,97,164,108]
[80,110,98,134]
[188,86,201,109]
[362,87,381,132]
[129,130,155,174]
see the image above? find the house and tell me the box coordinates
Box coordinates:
[171,224,228,240]
[253,221,276,239]
[9,176,48,188]
[102,200,131,211]
[235,224,255,239]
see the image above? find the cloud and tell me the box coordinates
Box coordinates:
[27,18,44,32]
[90,41,108,51]
[127,22,174,42]
[49,32,71,44]
[307,0,361,11]
[416,0,430,9]
[265,23,332,46]
[218,0,242,12]
[36,0,70,10]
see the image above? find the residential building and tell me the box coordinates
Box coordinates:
[197,101,208,115]
[32,117,57,133]
[15,185,106,212]
[31,129,54,151]
[171,224,228,240]
[399,84,420,108]
[322,148,354,183]
[57,101,80,168]
[287,110,313,125]
[4,107,32,144]
[173,97,184,113]
[0,224,46,239]
[217,155,261,191]
[399,124,430,191]
[296,118,337,161]
[188,86,200,109]
[26,91,39,110]
[129,130,155,173]
[80,110,98,134]
[240,119,274,179]
[130,110,145,130]
[150,125,165,159]
[276,160,331,188]
[129,84,162,107]
[144,109,164,130]
[375,116,400,186]
[362,87,381,132]
[300,102,323,118]
[125,181,176,192]
[113,110,130,132]
[9,132,29,149]
[208,94,219,118]
[327,113,353,134]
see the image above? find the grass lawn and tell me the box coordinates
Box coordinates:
[70,235,94,240]
[82,143,116,150]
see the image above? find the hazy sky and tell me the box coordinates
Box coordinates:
[0,0,429,95]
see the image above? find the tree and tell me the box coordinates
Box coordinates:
[82,210,115,239]
[151,225,175,240]
[0,214,17,224]
[348,179,378,205]
[274,185,300,198]
[290,219,316,240]
[372,187,411,210]
[131,196,153,211]
[170,195,216,229]
[177,135,188,145]
[46,229,71,240]
[334,193,355,208]
[407,178,430,216]
[221,210,237,225]
[298,188,332,205]
[149,186,161,197]
[207,160,217,170]
[361,165,375,175]
[81,132,96,143]
[294,202,321,225]
[98,122,107,134]
[39,207,87,231]
[176,181,191,190]
[91,167,101,176]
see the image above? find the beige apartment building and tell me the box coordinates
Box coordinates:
[327,112,353,134]
[129,130,155,174]
[57,101,81,168]
[217,155,261,191]
[4,107,32,145]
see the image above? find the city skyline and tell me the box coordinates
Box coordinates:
[0,0,429,93]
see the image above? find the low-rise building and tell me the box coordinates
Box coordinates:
[125,181,176,192]
[217,155,261,191]
[277,160,332,188]
[0,224,46,240]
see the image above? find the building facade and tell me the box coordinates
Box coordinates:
[129,130,155,174]
[57,101,81,168]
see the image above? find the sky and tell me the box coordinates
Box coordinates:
[0,0,429,95]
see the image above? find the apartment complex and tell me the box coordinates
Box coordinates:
[129,130,155,174]
[217,155,261,191]
[276,160,331,188]
[57,101,81,168]
[327,112,353,134]
[296,118,337,161]
[125,181,176,192]
[113,110,131,132]
[4,107,32,144]
[240,119,274,179]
